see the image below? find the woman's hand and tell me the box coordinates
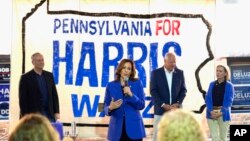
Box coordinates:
[211,110,222,119]
[123,86,133,97]
[109,98,123,111]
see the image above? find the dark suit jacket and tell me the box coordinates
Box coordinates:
[19,69,60,120]
[150,66,187,115]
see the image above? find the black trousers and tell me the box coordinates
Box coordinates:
[41,109,55,122]
[119,117,142,141]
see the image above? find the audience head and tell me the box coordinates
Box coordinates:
[157,109,206,141]
[8,113,60,141]
[62,136,74,141]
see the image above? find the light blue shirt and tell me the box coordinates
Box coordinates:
[164,67,174,104]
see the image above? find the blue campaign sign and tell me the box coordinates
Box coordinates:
[233,86,250,105]
[0,84,9,120]
[0,63,10,83]
[232,86,250,113]
[0,84,9,101]
[231,65,250,85]
[0,102,9,120]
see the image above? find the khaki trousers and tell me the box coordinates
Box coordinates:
[207,116,229,141]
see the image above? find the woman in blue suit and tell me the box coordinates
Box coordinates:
[206,65,234,141]
[104,59,146,141]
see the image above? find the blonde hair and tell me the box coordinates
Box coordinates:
[63,136,74,141]
[157,109,206,141]
[8,114,60,141]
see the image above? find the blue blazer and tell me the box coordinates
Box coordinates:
[205,81,234,121]
[150,67,187,115]
[104,79,146,141]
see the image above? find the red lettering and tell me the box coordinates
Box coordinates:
[155,19,180,36]
[155,20,163,36]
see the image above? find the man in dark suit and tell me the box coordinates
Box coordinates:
[19,52,60,122]
[150,52,187,141]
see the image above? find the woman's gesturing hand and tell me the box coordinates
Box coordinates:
[109,98,123,111]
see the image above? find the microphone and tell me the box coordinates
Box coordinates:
[124,77,129,87]
[124,77,129,96]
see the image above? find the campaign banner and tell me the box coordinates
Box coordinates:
[230,64,250,113]
[231,65,250,85]
[14,0,212,119]
[0,84,9,120]
[10,0,216,137]
[0,64,10,84]
[0,101,9,120]
[232,86,250,113]
[0,84,9,102]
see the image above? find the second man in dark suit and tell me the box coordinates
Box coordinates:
[19,52,60,122]
[150,52,187,141]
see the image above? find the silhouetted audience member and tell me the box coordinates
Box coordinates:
[8,113,60,141]
[62,136,74,141]
[157,109,206,141]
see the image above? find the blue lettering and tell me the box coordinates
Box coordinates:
[97,21,105,35]
[149,43,158,73]
[53,40,73,84]
[98,111,105,117]
[71,19,79,33]
[121,21,129,35]
[128,42,147,87]
[71,94,153,118]
[101,42,123,87]
[71,94,100,117]
[106,21,113,35]
[142,96,154,118]
[53,40,182,87]
[53,18,61,33]
[75,42,98,86]
[144,21,152,36]
[114,21,122,35]
[162,41,182,57]
[89,21,97,35]
[80,20,88,33]
[63,18,69,33]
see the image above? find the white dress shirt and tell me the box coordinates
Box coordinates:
[164,67,174,104]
